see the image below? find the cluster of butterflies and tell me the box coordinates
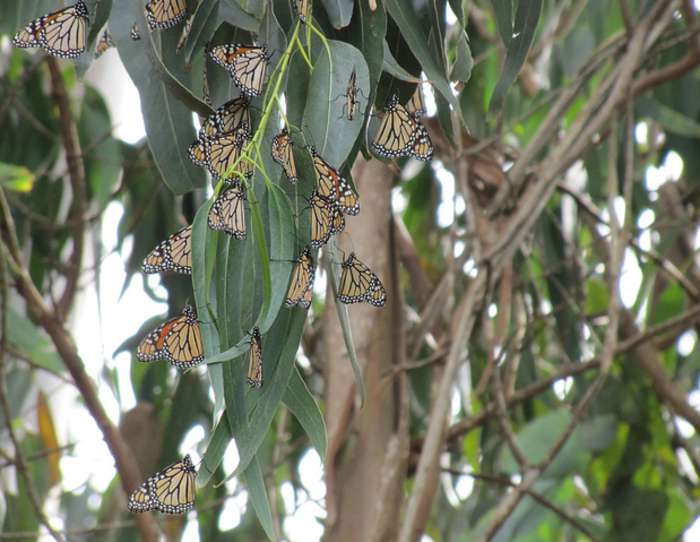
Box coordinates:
[14,0,433,517]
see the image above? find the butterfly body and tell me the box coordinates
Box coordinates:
[128,455,196,515]
[137,305,204,369]
[247,328,263,388]
[13,1,89,59]
[95,29,114,58]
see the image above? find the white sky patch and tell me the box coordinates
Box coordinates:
[182,515,200,542]
[285,500,325,542]
[454,473,474,500]
[620,248,641,308]
[218,496,243,531]
[677,331,697,357]
[435,162,455,227]
[635,121,648,146]
[684,515,700,541]
[445,2,458,25]
[180,425,205,460]
[299,450,325,502]
[392,188,407,213]
[85,51,146,144]
[553,376,573,400]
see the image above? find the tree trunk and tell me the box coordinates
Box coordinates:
[323,157,409,542]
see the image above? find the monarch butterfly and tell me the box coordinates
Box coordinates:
[200,96,251,139]
[410,122,434,162]
[247,327,263,388]
[310,147,360,216]
[142,225,192,275]
[296,0,312,23]
[145,0,187,30]
[208,44,272,97]
[406,86,426,118]
[271,128,298,184]
[137,305,204,369]
[208,179,246,239]
[204,126,253,179]
[338,253,386,307]
[176,14,194,52]
[286,246,315,309]
[13,1,89,59]
[130,23,141,41]
[95,29,113,58]
[128,454,196,515]
[341,69,361,121]
[371,94,417,159]
[309,191,344,248]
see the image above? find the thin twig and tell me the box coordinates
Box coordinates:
[46,57,87,320]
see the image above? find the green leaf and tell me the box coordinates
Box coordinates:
[283,367,327,459]
[385,0,464,125]
[320,0,353,29]
[184,0,221,64]
[638,96,700,139]
[220,0,263,31]
[303,39,370,167]
[6,308,63,374]
[109,1,207,194]
[78,87,121,209]
[489,0,542,114]
[498,410,616,479]
[491,0,513,46]
[0,0,56,35]
[382,41,422,82]
[450,30,473,83]
[240,456,276,541]
[0,162,34,192]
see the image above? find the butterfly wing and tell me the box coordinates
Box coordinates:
[205,128,252,179]
[188,138,208,167]
[208,45,271,97]
[337,253,384,306]
[285,247,315,308]
[130,24,141,40]
[159,306,203,369]
[16,1,90,58]
[272,129,298,184]
[145,0,187,30]
[406,86,426,118]
[312,150,360,216]
[411,122,434,161]
[127,482,156,513]
[247,328,263,388]
[137,320,172,362]
[142,225,192,275]
[309,192,344,248]
[296,0,311,22]
[208,180,247,239]
[371,94,417,159]
[200,96,250,139]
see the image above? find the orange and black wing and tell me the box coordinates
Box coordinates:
[371,94,417,159]
[142,225,192,275]
[271,128,298,184]
[309,191,344,248]
[208,179,247,239]
[145,0,187,30]
[129,455,196,515]
[14,1,89,59]
[311,148,360,216]
[285,247,315,309]
[137,305,204,369]
[337,253,386,307]
[208,44,272,97]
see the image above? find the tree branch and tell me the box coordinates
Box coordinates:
[46,58,86,320]
[0,190,159,542]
